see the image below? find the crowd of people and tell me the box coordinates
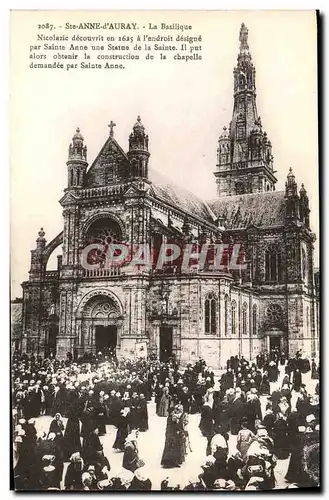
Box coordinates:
[12,348,320,491]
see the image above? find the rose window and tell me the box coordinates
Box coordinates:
[266,304,283,323]
[84,217,122,267]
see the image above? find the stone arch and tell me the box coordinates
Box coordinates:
[42,231,64,268]
[81,211,125,240]
[76,288,124,317]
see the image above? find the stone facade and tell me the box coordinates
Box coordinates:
[18,24,319,369]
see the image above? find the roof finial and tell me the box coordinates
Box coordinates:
[239,22,249,51]
[108,120,116,138]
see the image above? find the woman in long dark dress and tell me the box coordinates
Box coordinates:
[113,407,131,451]
[161,404,188,468]
[273,413,290,459]
[199,402,213,438]
[63,415,81,461]
[157,387,172,417]
[260,373,270,395]
[311,359,318,379]
[64,453,84,490]
[137,394,148,432]
[293,369,302,392]
[122,430,145,472]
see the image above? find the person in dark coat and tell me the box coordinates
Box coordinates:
[260,373,270,395]
[129,392,140,430]
[311,359,318,379]
[262,408,275,438]
[137,394,148,431]
[63,414,81,461]
[48,413,65,438]
[220,369,234,392]
[94,394,108,436]
[179,386,191,414]
[198,456,219,489]
[82,428,103,464]
[38,456,61,490]
[113,407,131,451]
[229,391,244,435]
[154,384,163,415]
[199,402,213,438]
[273,413,290,459]
[64,453,84,491]
[285,416,319,487]
[122,430,145,473]
[244,394,262,433]
[129,469,152,491]
[293,369,302,392]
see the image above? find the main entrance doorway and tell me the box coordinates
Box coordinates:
[95,325,117,355]
[159,326,173,362]
[270,336,281,352]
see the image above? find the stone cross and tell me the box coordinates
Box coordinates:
[108,120,116,137]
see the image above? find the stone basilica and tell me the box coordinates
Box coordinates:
[16,24,319,369]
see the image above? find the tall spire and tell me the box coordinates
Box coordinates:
[214,23,277,197]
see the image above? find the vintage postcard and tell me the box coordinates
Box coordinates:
[10,10,320,491]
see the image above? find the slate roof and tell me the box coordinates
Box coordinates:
[207,191,286,229]
[149,168,216,223]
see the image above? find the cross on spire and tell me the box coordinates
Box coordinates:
[108,120,116,137]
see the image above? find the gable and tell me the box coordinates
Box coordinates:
[85,136,129,188]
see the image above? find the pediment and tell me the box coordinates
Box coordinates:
[124,181,152,198]
[59,190,79,206]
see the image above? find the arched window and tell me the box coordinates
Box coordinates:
[252,304,257,336]
[70,169,74,186]
[224,295,229,336]
[84,217,123,268]
[242,302,248,335]
[265,246,282,282]
[205,293,217,335]
[231,300,237,336]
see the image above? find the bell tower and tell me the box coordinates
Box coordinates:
[67,128,88,189]
[127,116,150,180]
[215,23,278,196]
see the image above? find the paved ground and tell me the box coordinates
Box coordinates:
[33,367,317,490]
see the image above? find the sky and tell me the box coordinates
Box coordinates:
[10,10,319,298]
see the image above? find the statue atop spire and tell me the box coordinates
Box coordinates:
[239,22,249,51]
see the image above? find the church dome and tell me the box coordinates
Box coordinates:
[133,115,145,131]
[219,126,229,140]
[287,167,295,179]
[300,183,307,195]
[72,127,84,144]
